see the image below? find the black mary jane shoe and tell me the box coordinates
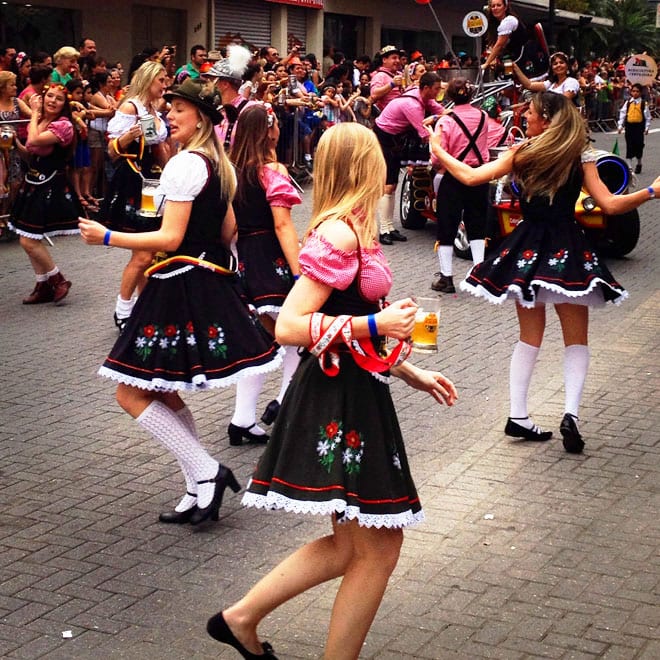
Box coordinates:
[560,413,585,454]
[260,400,281,426]
[158,492,198,524]
[389,229,408,242]
[207,611,278,659]
[228,423,269,447]
[379,232,393,246]
[505,417,553,441]
[113,312,128,334]
[189,466,241,525]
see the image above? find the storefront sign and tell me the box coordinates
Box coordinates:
[265,0,323,8]
[624,54,657,86]
[462,11,488,38]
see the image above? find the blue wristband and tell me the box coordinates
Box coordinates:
[293,274,300,280]
[103,229,112,246]
[367,313,378,337]
[647,186,656,200]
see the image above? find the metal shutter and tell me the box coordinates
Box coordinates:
[287,6,307,54]
[214,0,272,52]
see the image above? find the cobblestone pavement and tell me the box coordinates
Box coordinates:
[1,130,658,660]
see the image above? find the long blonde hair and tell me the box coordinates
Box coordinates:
[127,60,165,105]
[308,123,385,245]
[513,92,587,201]
[182,109,236,203]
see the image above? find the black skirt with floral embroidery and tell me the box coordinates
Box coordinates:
[98,260,282,391]
[460,168,627,307]
[242,351,424,529]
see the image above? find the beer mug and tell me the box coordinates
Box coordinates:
[139,178,161,217]
[410,297,440,353]
[139,115,158,145]
[0,125,15,150]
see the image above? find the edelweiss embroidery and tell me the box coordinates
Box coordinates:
[317,420,365,475]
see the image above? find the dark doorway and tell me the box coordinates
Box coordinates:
[323,12,366,60]
[0,5,80,55]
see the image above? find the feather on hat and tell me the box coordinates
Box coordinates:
[207,44,251,84]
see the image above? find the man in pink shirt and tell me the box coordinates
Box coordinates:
[206,44,256,150]
[374,71,444,244]
[429,77,492,293]
[370,45,404,113]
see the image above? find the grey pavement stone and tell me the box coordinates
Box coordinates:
[0,129,658,658]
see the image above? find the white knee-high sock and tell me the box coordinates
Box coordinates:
[509,341,540,422]
[276,345,301,403]
[564,344,589,418]
[470,239,486,265]
[136,401,219,508]
[231,372,267,435]
[174,406,199,511]
[438,245,454,277]
[378,193,395,234]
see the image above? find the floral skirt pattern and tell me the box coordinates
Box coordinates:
[237,231,294,314]
[10,172,83,239]
[99,263,282,391]
[460,216,627,308]
[242,352,424,529]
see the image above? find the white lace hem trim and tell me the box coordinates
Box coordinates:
[9,224,80,240]
[255,304,282,315]
[241,490,425,529]
[98,347,284,392]
[460,277,628,308]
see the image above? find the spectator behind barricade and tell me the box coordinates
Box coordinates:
[66,79,97,211]
[352,54,371,88]
[18,64,52,103]
[336,80,358,122]
[78,37,97,79]
[370,45,404,112]
[353,76,375,129]
[0,47,17,71]
[303,53,322,88]
[405,62,427,90]
[289,60,319,168]
[32,51,52,68]
[175,44,207,83]
[325,51,346,81]
[51,46,80,85]
[205,43,253,151]
[9,52,31,93]
[127,47,158,82]
[322,46,335,76]
[240,62,263,100]
[88,71,117,198]
[260,45,280,72]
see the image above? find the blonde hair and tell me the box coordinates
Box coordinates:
[513,92,588,201]
[127,61,166,105]
[53,47,80,64]
[0,71,17,95]
[308,123,385,245]
[183,109,236,203]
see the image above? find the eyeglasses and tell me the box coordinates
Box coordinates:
[269,52,279,57]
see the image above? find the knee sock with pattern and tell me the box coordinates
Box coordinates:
[136,401,219,508]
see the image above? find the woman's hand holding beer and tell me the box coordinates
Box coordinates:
[375,298,417,340]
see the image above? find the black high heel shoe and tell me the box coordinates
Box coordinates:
[189,466,241,525]
[260,400,280,426]
[207,611,278,659]
[228,423,269,446]
[158,491,198,524]
[560,413,584,454]
[505,417,553,441]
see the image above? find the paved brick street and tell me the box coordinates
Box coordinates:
[1,129,659,659]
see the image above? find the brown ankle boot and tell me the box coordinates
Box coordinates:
[23,280,55,304]
[48,271,72,303]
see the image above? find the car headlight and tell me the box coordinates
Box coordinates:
[582,196,596,213]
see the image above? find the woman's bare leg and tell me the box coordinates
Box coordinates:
[19,236,55,275]
[118,249,153,301]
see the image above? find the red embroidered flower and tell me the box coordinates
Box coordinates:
[583,251,592,260]
[522,250,534,260]
[208,326,218,338]
[186,321,194,333]
[554,249,565,259]
[500,248,510,257]
[238,261,245,272]
[275,258,286,267]
[325,421,339,439]
[165,325,177,337]
[346,431,361,449]
[143,325,156,338]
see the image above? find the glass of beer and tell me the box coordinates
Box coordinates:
[139,178,160,217]
[410,297,440,353]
